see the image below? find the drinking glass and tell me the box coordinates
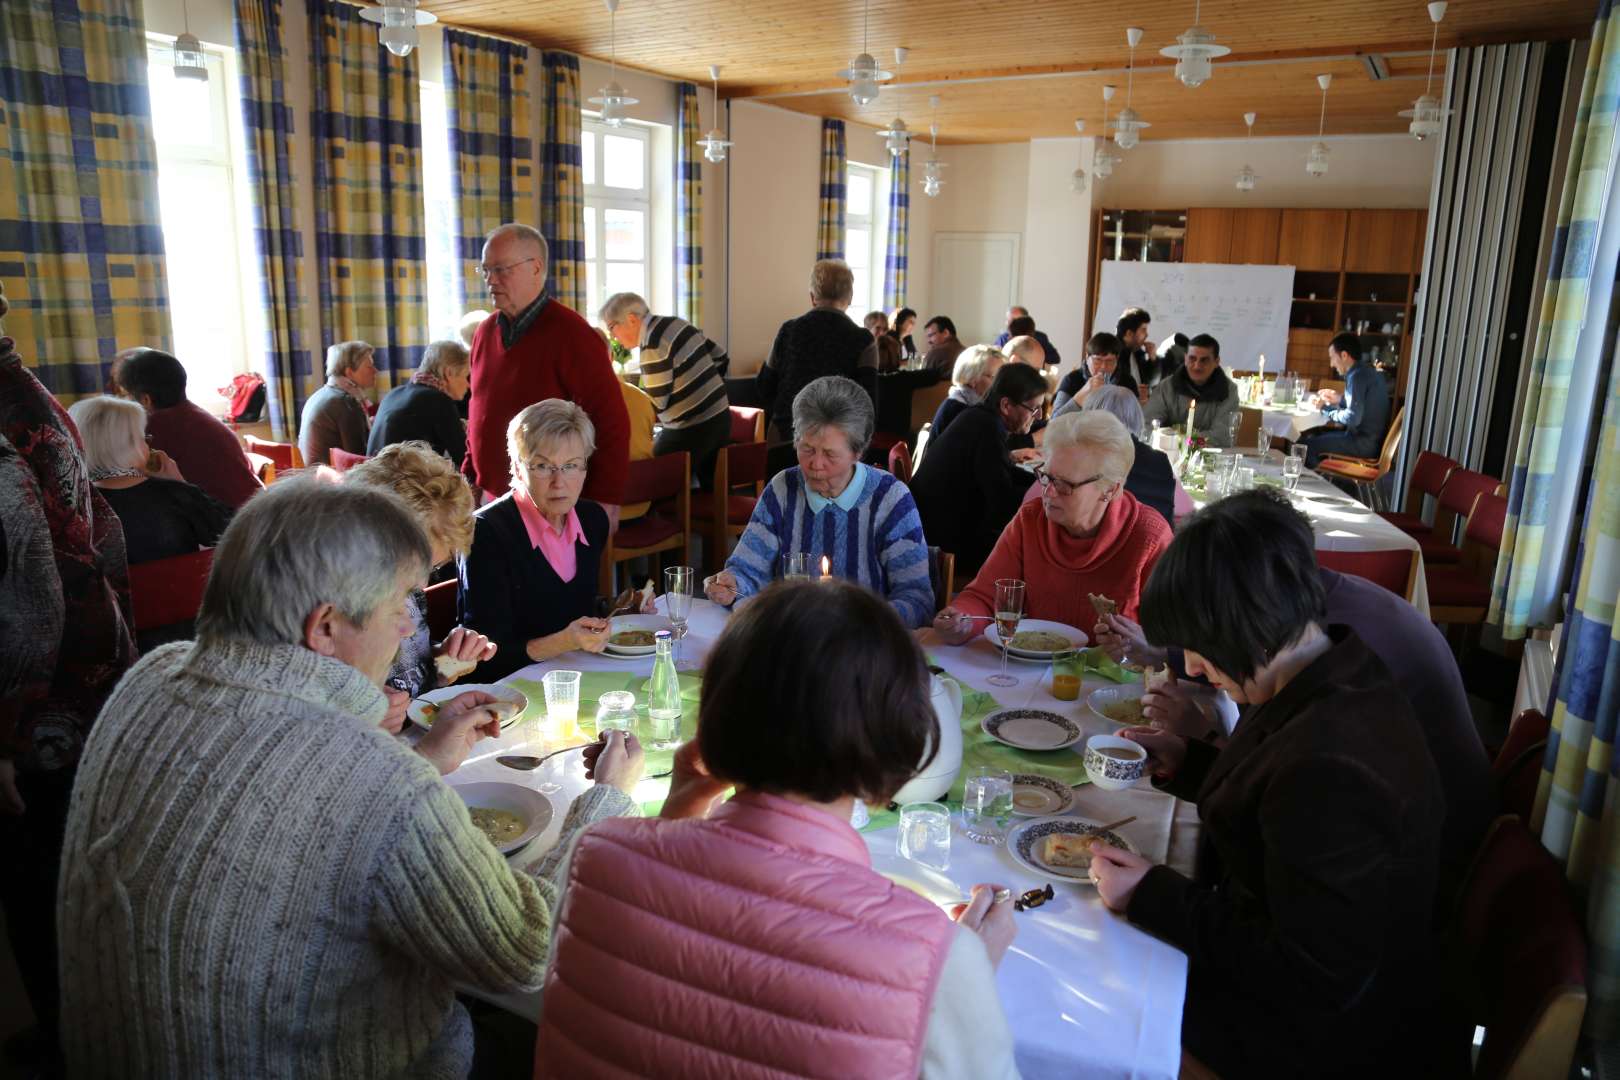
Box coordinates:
[1282,453,1304,492]
[989,578,1026,688]
[961,769,1014,844]
[664,566,695,670]
[783,552,812,581]
[1291,443,1309,465]
[897,801,952,871]
[1256,424,1271,457]
[1235,466,1256,492]
[595,690,637,737]
[541,670,582,743]
[1222,412,1241,448]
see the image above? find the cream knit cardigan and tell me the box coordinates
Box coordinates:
[57,639,634,1078]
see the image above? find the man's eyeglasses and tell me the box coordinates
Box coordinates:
[526,460,586,478]
[478,257,537,279]
[1034,467,1104,497]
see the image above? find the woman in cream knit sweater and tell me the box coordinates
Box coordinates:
[57,479,643,1078]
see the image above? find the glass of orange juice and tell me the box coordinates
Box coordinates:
[1050,650,1082,701]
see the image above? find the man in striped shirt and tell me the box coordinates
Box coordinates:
[602,293,732,488]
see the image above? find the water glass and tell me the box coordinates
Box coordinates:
[1256,425,1271,457]
[1282,453,1304,492]
[541,670,582,742]
[783,552,812,581]
[897,801,952,871]
[1223,413,1241,447]
[961,769,1014,844]
[664,566,695,669]
[595,690,637,736]
[1234,466,1256,493]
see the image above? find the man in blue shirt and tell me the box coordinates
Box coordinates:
[1298,332,1391,467]
[991,306,1061,368]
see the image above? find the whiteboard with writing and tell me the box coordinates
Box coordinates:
[1094,262,1296,372]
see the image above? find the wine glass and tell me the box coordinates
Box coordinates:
[664,566,695,670]
[988,578,1025,688]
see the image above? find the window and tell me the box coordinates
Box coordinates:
[418,79,463,340]
[844,162,887,320]
[581,120,654,317]
[146,38,261,410]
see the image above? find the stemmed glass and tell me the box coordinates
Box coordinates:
[664,566,695,670]
[988,578,1026,688]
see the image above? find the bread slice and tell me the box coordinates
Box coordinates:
[1088,593,1118,619]
[1039,832,1095,870]
[1143,665,1174,693]
[434,654,478,682]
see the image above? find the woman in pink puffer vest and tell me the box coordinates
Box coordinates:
[535,580,1022,1079]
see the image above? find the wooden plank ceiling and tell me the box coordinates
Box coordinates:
[419,0,1591,143]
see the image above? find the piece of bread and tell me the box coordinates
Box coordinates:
[1039,832,1095,870]
[1088,593,1118,618]
[1143,665,1174,693]
[482,700,521,726]
[434,654,478,682]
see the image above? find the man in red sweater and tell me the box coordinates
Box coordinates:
[115,348,263,509]
[464,224,628,525]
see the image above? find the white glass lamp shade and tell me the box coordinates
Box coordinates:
[1071,167,1088,193]
[1112,106,1149,150]
[1092,143,1121,180]
[922,175,943,197]
[359,0,435,58]
[1305,141,1330,177]
[920,157,947,196]
[173,32,208,80]
[837,53,892,106]
[1160,27,1230,89]
[878,118,911,157]
[1400,94,1448,141]
[378,24,417,56]
[588,81,639,127]
[698,129,731,163]
[1235,164,1257,191]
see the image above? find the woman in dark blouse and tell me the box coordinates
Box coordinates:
[367,339,469,467]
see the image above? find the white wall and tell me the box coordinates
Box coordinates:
[1019,138,1094,376]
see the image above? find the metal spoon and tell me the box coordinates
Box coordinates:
[496,743,592,771]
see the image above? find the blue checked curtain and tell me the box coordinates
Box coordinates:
[675,81,702,326]
[882,149,909,308]
[0,0,172,402]
[444,28,532,314]
[236,0,309,438]
[816,118,846,262]
[307,0,427,397]
[539,51,586,312]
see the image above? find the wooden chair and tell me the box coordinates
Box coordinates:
[128,548,214,634]
[599,452,691,593]
[1315,547,1421,605]
[1492,708,1550,823]
[245,452,277,485]
[693,411,769,573]
[1448,816,1587,1080]
[1379,450,1460,537]
[423,578,459,643]
[1316,407,1405,510]
[886,441,913,484]
[1418,469,1504,566]
[728,404,766,445]
[244,434,304,472]
[927,546,955,615]
[1235,406,1264,451]
[329,447,368,473]
[909,379,951,436]
[1426,491,1508,626]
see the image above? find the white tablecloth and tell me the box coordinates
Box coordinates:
[1256,402,1328,441]
[456,599,1190,1080]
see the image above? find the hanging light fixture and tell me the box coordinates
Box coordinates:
[171,0,208,80]
[1071,119,1088,193]
[358,0,436,58]
[1112,28,1151,150]
[696,64,732,163]
[919,96,947,197]
[1093,85,1123,180]
[1306,74,1332,177]
[587,0,639,127]
[835,0,894,107]
[1160,0,1230,88]
[877,117,912,157]
[1235,112,1258,191]
[1399,2,1452,140]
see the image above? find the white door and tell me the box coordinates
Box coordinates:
[931,232,1022,346]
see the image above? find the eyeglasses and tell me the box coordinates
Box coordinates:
[525,460,586,478]
[1034,467,1105,497]
[1012,398,1044,415]
[478,257,537,279]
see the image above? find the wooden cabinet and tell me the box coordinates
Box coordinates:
[1344,209,1427,272]
[1184,208,1233,263]
[1184,207,1280,264]
[1278,209,1348,270]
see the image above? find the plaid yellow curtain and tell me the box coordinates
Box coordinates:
[816,119,847,262]
[883,149,909,308]
[443,28,532,314]
[0,0,171,401]
[539,51,586,312]
[675,81,702,326]
[307,0,427,395]
[235,0,309,438]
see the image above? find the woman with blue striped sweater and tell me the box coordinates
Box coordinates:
[702,376,934,628]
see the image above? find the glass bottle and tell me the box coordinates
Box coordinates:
[646,630,683,750]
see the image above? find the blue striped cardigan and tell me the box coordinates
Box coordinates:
[725,466,934,628]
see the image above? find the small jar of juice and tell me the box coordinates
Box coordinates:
[1050,650,1082,701]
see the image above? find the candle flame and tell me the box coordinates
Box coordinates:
[821,556,831,577]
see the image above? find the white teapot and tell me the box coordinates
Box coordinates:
[891,674,964,804]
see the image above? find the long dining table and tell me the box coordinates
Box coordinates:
[450,596,1195,1079]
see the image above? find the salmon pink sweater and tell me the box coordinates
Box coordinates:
[956,491,1171,625]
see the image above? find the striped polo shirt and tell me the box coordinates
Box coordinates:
[638,314,730,429]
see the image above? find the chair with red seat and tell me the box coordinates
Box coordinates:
[693,440,768,574]
[599,452,691,593]
[1316,547,1421,605]
[1316,407,1405,509]
[243,434,304,472]
[1426,491,1508,626]
[329,447,368,473]
[1447,816,1586,1080]
[1492,708,1550,823]
[886,441,913,485]
[245,451,277,485]
[1379,450,1460,536]
[128,548,215,648]
[1417,468,1503,566]
[728,405,765,445]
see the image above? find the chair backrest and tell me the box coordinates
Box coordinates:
[726,440,769,494]
[1374,406,1405,475]
[622,451,690,505]
[913,423,933,471]
[1437,467,1501,521]
[423,578,459,643]
[728,405,765,445]
[1458,491,1510,578]
[1315,547,1419,604]
[245,452,277,485]
[1453,816,1587,1080]
[1405,450,1460,516]
[909,379,951,435]
[1492,709,1549,822]
[887,441,913,484]
[927,546,955,614]
[128,548,215,632]
[244,434,302,471]
[1235,406,1263,451]
[329,447,368,473]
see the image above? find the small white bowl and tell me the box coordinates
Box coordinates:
[1083,734,1148,791]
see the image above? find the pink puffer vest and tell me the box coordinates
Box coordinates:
[534,790,957,1079]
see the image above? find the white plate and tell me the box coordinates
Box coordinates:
[450,781,554,856]
[982,618,1088,661]
[981,708,1084,751]
[1010,774,1077,816]
[603,614,666,657]
[1086,684,1149,729]
[1006,816,1139,884]
[407,684,528,730]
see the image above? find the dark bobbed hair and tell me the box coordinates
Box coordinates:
[1172,332,1190,348]
[925,314,957,337]
[697,580,937,804]
[1117,307,1151,336]
[1007,315,1036,336]
[1188,333,1221,358]
[1140,488,1327,683]
[1329,331,1362,359]
[891,306,917,328]
[984,360,1049,409]
[1086,331,1123,358]
[117,348,188,408]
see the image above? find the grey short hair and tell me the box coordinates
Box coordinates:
[809,259,854,304]
[326,340,373,379]
[951,344,1005,388]
[68,396,148,473]
[1082,385,1146,439]
[1043,410,1136,485]
[195,479,430,648]
[485,222,549,267]
[507,399,597,486]
[1003,335,1045,366]
[599,292,650,325]
[792,376,874,456]
[418,339,469,380]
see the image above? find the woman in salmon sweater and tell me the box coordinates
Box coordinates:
[934,410,1171,637]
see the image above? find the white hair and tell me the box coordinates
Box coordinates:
[507,399,596,487]
[418,339,469,380]
[326,340,373,379]
[809,259,854,304]
[792,375,874,456]
[951,344,1005,388]
[1043,410,1135,484]
[68,395,148,473]
[598,291,650,325]
[1082,385,1146,440]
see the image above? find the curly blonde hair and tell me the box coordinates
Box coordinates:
[344,441,476,558]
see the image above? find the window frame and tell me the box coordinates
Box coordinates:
[844,160,888,321]
[581,118,655,319]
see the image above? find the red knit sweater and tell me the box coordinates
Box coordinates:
[463,300,630,504]
[955,491,1172,626]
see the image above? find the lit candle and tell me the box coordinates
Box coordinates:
[1254,353,1267,403]
[820,555,831,581]
[1185,399,1198,459]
